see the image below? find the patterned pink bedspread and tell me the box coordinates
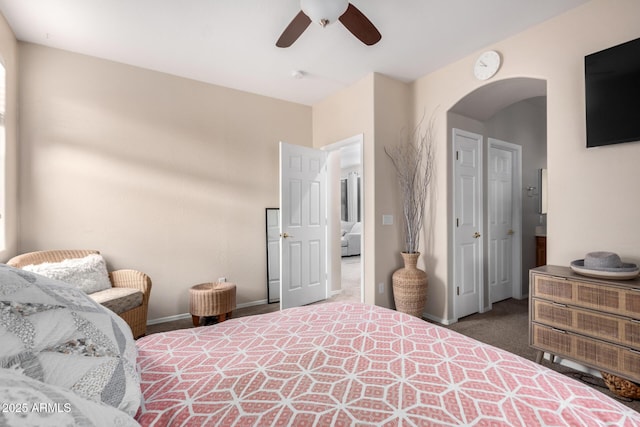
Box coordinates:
[135,302,640,426]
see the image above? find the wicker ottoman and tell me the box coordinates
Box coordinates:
[189,282,236,327]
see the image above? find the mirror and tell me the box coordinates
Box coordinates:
[539,168,548,214]
[265,208,280,303]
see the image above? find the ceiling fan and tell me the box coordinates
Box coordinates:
[276,0,381,48]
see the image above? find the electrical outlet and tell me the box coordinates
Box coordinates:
[218,277,226,283]
[378,282,384,294]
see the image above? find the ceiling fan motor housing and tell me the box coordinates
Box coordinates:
[277,1,380,48]
[301,0,349,26]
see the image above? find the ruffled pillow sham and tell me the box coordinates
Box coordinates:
[21,253,112,294]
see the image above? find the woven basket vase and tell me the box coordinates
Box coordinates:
[601,372,640,399]
[392,252,428,318]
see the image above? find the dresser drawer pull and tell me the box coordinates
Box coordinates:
[552,302,568,308]
[628,348,640,356]
[547,276,568,281]
[551,327,568,334]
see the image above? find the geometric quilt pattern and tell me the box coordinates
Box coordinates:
[136,302,640,426]
[0,264,141,416]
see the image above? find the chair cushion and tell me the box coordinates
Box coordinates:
[90,287,143,314]
[21,254,112,294]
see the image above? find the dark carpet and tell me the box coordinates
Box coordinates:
[444,298,640,413]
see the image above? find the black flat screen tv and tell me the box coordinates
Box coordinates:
[585,37,640,148]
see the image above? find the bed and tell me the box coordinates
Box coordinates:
[2,262,639,427]
[135,302,640,426]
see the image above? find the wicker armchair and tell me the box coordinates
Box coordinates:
[6,249,152,338]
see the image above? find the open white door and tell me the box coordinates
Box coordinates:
[279,142,328,309]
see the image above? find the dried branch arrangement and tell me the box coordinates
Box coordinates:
[385,116,435,254]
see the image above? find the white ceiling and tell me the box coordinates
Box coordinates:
[0,0,588,106]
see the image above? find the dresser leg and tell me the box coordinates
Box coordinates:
[535,351,544,364]
[192,315,200,327]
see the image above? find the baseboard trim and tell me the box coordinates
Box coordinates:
[421,312,455,326]
[147,312,191,326]
[147,298,269,325]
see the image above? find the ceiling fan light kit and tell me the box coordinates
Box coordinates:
[301,0,348,27]
[276,1,381,48]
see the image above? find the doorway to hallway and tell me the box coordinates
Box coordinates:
[334,255,361,302]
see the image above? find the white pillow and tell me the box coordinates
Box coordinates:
[22,254,112,294]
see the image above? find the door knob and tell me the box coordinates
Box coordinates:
[507,229,515,235]
[280,232,292,238]
[473,232,481,239]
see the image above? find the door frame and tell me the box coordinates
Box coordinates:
[322,134,364,303]
[487,138,523,307]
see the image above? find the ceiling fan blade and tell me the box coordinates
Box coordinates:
[339,3,381,46]
[276,11,312,48]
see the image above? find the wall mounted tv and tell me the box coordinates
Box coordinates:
[585,36,640,148]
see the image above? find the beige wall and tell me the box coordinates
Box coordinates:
[412,0,640,321]
[312,73,410,308]
[8,0,640,324]
[312,74,376,304]
[372,75,411,308]
[17,43,312,321]
[0,14,18,261]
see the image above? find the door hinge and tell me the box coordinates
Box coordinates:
[456,218,459,227]
[456,151,459,161]
[457,286,460,296]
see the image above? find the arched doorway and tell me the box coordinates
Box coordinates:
[448,77,548,321]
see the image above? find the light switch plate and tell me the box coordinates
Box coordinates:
[382,215,394,225]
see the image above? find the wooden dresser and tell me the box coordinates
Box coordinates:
[529,265,640,383]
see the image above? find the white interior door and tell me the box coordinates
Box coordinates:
[453,129,483,319]
[488,139,522,303]
[488,144,513,303]
[279,142,328,309]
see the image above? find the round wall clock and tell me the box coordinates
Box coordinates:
[473,50,501,81]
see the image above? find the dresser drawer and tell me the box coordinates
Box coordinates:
[531,323,640,383]
[532,274,640,318]
[532,298,640,348]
